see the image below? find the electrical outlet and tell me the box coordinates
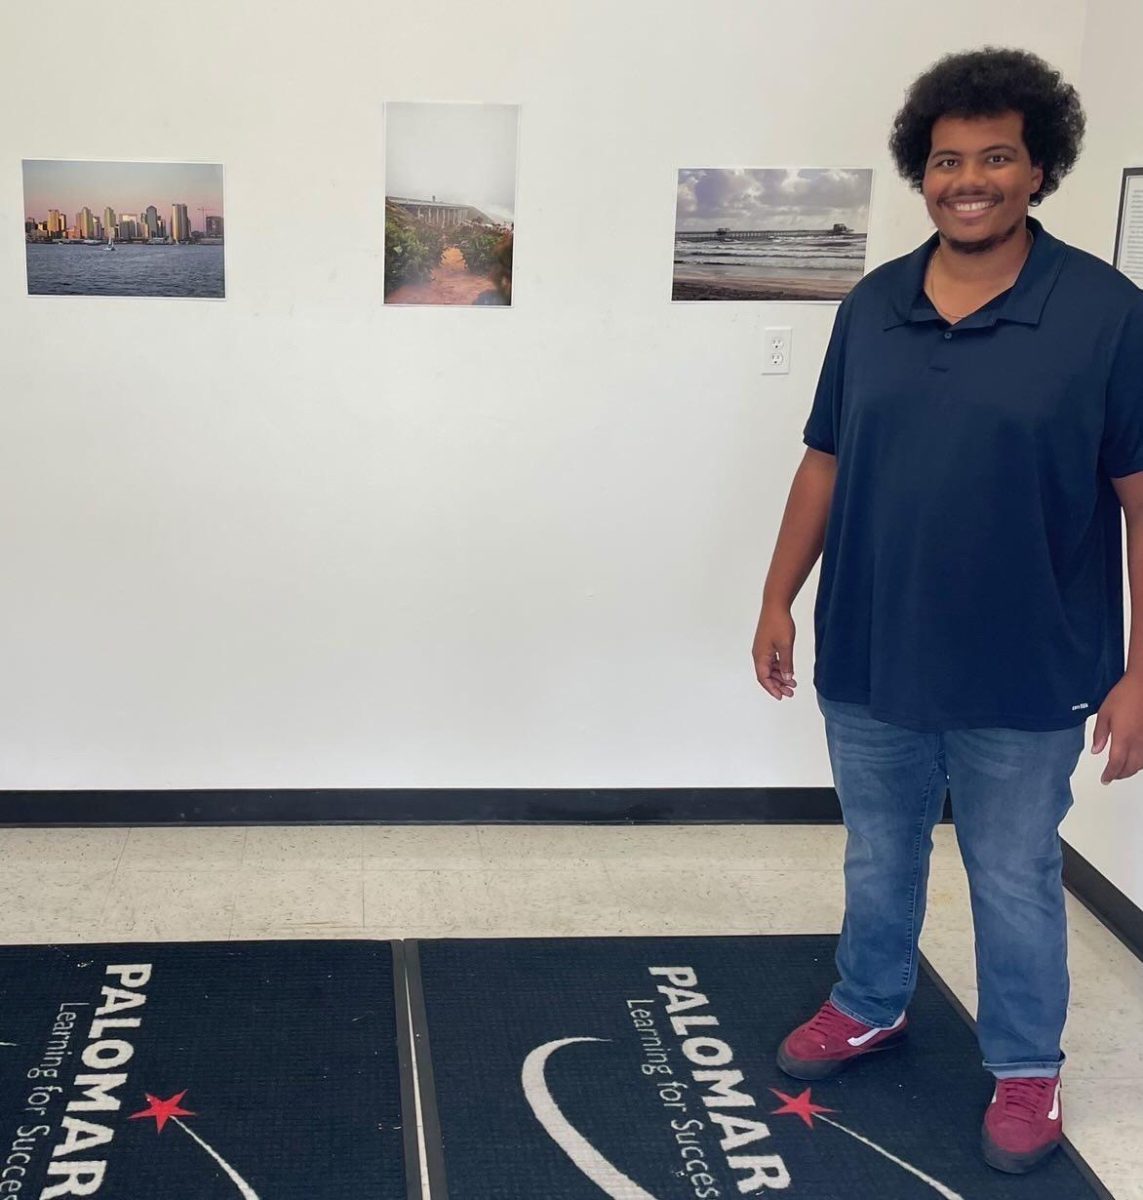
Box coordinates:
[762,326,793,375]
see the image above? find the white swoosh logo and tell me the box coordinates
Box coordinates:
[1049,1082,1061,1121]
[848,1013,905,1047]
[522,1038,660,1199]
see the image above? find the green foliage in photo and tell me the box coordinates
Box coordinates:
[384,204,446,293]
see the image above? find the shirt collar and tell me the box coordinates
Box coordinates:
[882,215,1067,331]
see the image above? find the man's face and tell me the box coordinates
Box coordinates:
[922,111,1045,254]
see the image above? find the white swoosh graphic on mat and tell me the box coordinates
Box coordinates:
[522,1037,659,1199]
[524,1038,964,1200]
[812,1115,965,1199]
[172,1118,261,1200]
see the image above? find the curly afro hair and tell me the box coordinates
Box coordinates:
[889,47,1085,205]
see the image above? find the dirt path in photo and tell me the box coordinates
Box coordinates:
[387,246,498,305]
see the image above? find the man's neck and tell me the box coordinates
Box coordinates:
[934,218,1032,286]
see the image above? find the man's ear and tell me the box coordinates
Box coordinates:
[1030,163,1045,197]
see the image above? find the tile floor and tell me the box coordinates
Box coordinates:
[1,822,1141,1197]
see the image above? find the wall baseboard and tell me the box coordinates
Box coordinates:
[1060,841,1143,963]
[2,787,1138,963]
[0,786,866,826]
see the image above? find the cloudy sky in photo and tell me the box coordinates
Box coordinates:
[675,168,872,232]
[386,102,518,225]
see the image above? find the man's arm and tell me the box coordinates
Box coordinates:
[761,447,838,610]
[1112,471,1143,676]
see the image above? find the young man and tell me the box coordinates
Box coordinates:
[752,47,1143,1175]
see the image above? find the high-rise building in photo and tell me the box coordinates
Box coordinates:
[171,203,190,242]
[47,210,64,236]
[103,206,116,238]
[144,205,160,240]
[78,207,96,239]
[205,215,224,238]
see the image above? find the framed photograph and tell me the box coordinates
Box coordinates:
[672,168,873,302]
[384,102,518,306]
[23,159,225,299]
[1113,167,1143,289]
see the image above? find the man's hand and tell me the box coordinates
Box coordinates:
[752,604,797,700]
[1092,672,1143,784]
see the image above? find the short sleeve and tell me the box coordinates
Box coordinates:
[1100,292,1143,479]
[802,295,852,456]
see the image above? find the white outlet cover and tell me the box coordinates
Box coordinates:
[762,326,793,375]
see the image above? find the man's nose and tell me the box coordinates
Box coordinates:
[954,161,990,192]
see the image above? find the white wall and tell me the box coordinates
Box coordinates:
[5,0,1136,904]
[1051,0,1143,908]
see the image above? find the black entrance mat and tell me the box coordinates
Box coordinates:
[0,939,418,1200]
[408,935,1111,1199]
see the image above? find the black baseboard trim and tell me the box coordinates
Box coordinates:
[1061,841,1143,964]
[0,786,891,826]
[2,786,1139,963]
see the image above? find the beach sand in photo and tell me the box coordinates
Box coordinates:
[387,246,507,306]
[671,271,856,302]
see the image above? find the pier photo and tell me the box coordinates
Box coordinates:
[672,168,872,302]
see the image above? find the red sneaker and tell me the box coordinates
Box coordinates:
[777,1000,907,1080]
[982,1075,1063,1174]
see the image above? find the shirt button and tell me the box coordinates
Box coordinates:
[944,331,952,339]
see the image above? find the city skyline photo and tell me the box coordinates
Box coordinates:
[23,159,226,299]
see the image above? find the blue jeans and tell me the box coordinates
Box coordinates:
[817,691,1085,1079]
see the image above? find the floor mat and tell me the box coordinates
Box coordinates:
[408,934,1110,1199]
[0,938,418,1200]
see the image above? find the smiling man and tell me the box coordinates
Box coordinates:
[752,47,1143,1176]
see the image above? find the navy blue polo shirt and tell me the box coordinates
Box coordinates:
[802,216,1143,731]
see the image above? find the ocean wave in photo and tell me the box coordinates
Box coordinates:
[674,230,867,277]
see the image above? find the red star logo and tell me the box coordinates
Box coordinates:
[769,1087,837,1130]
[128,1090,196,1134]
